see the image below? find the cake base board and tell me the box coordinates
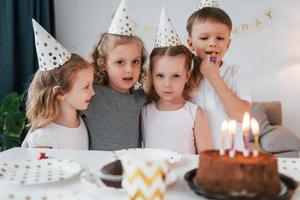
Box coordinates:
[184,169,297,200]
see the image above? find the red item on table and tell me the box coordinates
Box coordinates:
[38,152,48,159]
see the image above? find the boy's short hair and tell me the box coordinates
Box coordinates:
[186,7,232,36]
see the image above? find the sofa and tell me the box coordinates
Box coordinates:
[251,101,300,157]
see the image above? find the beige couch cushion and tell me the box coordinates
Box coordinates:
[261,101,282,126]
[260,126,300,153]
[250,102,275,141]
[252,101,300,155]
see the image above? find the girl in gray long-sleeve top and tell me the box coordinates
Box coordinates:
[82,31,148,150]
[82,1,149,151]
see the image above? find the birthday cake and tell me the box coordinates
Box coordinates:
[196,150,281,197]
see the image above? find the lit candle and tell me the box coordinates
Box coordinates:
[220,120,228,156]
[228,120,236,158]
[251,118,260,157]
[242,112,251,157]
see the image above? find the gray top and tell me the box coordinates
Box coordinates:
[82,85,146,151]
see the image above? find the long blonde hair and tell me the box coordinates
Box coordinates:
[91,33,147,87]
[26,54,90,132]
[146,45,202,102]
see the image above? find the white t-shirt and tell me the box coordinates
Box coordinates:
[142,101,198,154]
[28,117,88,149]
[192,62,251,150]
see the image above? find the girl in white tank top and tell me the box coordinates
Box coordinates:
[142,10,212,154]
[142,44,212,154]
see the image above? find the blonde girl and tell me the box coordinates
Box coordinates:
[82,33,147,150]
[23,54,95,149]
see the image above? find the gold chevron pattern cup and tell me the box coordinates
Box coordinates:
[120,151,169,200]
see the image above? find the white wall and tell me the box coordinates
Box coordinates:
[54,0,300,137]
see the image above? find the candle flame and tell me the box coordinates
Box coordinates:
[221,120,228,132]
[242,112,251,132]
[228,120,236,135]
[251,118,259,136]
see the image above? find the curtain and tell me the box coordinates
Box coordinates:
[0,0,55,100]
[0,0,55,145]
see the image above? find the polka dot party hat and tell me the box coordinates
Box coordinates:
[32,19,71,71]
[108,0,136,36]
[154,7,181,48]
[199,0,219,9]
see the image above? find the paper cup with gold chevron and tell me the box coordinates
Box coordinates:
[121,152,169,200]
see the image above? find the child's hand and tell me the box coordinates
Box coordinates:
[200,54,220,81]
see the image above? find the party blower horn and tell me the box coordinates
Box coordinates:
[210,52,217,63]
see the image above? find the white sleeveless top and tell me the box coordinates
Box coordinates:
[141,101,198,154]
[28,117,88,149]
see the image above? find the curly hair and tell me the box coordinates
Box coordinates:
[26,54,91,132]
[145,45,202,101]
[90,33,147,88]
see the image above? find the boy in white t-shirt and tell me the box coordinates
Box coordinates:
[186,2,251,150]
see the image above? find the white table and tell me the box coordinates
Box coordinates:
[0,148,299,200]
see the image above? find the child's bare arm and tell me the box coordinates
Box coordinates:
[21,132,54,149]
[21,133,29,148]
[200,55,251,122]
[194,107,212,153]
[21,136,52,148]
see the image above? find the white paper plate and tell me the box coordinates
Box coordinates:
[2,191,96,200]
[114,148,183,164]
[80,170,177,192]
[0,159,82,185]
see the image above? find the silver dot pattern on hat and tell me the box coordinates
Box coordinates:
[155,7,182,48]
[108,0,136,36]
[199,0,220,9]
[32,19,71,71]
